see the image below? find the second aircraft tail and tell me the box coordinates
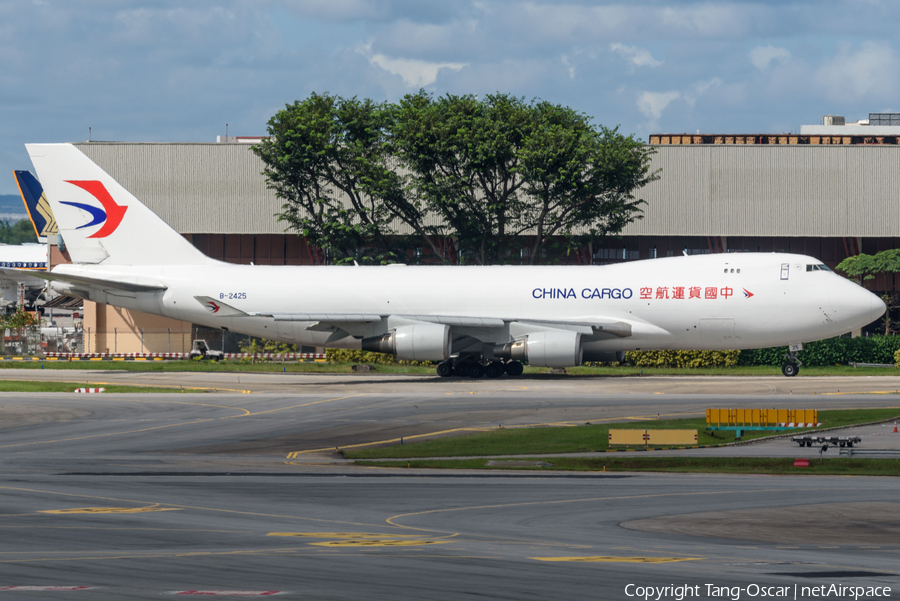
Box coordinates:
[13,169,57,242]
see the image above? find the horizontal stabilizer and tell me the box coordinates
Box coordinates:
[0,267,166,293]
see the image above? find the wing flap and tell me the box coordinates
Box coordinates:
[255,312,383,322]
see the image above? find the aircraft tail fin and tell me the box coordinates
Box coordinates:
[24,144,208,266]
[13,170,57,242]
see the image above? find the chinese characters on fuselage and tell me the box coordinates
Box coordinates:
[531,286,735,300]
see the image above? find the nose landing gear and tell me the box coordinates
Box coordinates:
[781,349,803,377]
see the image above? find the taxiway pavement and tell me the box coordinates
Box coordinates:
[0,374,898,598]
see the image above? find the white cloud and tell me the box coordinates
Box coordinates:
[561,54,575,79]
[749,45,790,71]
[637,90,680,119]
[364,50,467,87]
[815,41,899,102]
[683,78,722,106]
[610,43,661,68]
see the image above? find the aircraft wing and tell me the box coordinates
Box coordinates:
[516,320,633,338]
[249,311,629,335]
[258,313,505,328]
[258,312,384,322]
[0,267,166,294]
[194,297,631,339]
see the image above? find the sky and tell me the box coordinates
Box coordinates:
[2,0,899,194]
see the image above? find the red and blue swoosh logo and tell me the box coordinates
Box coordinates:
[60,180,127,239]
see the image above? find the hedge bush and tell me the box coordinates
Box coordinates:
[324,335,900,369]
[625,350,740,368]
[324,348,434,367]
[739,335,900,367]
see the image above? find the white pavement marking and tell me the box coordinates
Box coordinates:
[0,586,92,591]
[173,592,282,597]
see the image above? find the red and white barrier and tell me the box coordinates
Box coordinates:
[45,352,326,361]
[74,388,106,393]
[779,423,822,428]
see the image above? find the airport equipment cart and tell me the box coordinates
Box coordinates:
[792,435,860,448]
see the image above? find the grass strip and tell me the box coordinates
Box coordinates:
[343,408,900,459]
[354,456,900,476]
[0,380,183,393]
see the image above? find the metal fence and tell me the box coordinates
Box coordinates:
[81,327,192,354]
[1,327,43,355]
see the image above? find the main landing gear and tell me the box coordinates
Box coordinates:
[781,350,802,377]
[436,359,524,379]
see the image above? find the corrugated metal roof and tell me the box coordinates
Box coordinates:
[626,145,900,237]
[73,142,900,238]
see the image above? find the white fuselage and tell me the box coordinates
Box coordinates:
[50,252,884,354]
[0,243,48,306]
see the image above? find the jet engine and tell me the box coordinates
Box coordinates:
[493,330,583,368]
[361,323,450,361]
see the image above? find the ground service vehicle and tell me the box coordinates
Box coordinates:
[190,339,223,361]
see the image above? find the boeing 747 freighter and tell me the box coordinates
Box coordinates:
[6,144,885,377]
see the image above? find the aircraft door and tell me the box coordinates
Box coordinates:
[780,263,789,280]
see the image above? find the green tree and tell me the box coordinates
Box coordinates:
[391,92,657,264]
[391,92,531,264]
[257,91,658,265]
[252,93,441,265]
[0,219,38,245]
[836,249,900,334]
[516,106,655,263]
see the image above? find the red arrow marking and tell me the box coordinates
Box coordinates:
[65,180,127,238]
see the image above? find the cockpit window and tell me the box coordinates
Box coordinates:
[806,264,831,272]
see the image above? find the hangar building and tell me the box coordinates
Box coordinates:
[54,116,900,352]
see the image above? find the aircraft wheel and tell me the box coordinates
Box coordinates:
[505,360,524,377]
[436,361,454,378]
[781,362,800,377]
[485,361,504,378]
[467,362,485,379]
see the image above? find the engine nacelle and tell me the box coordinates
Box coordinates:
[361,323,450,361]
[494,330,583,367]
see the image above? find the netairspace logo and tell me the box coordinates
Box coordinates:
[624,583,892,601]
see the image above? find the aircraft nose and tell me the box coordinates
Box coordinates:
[833,281,885,328]
[867,290,887,324]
